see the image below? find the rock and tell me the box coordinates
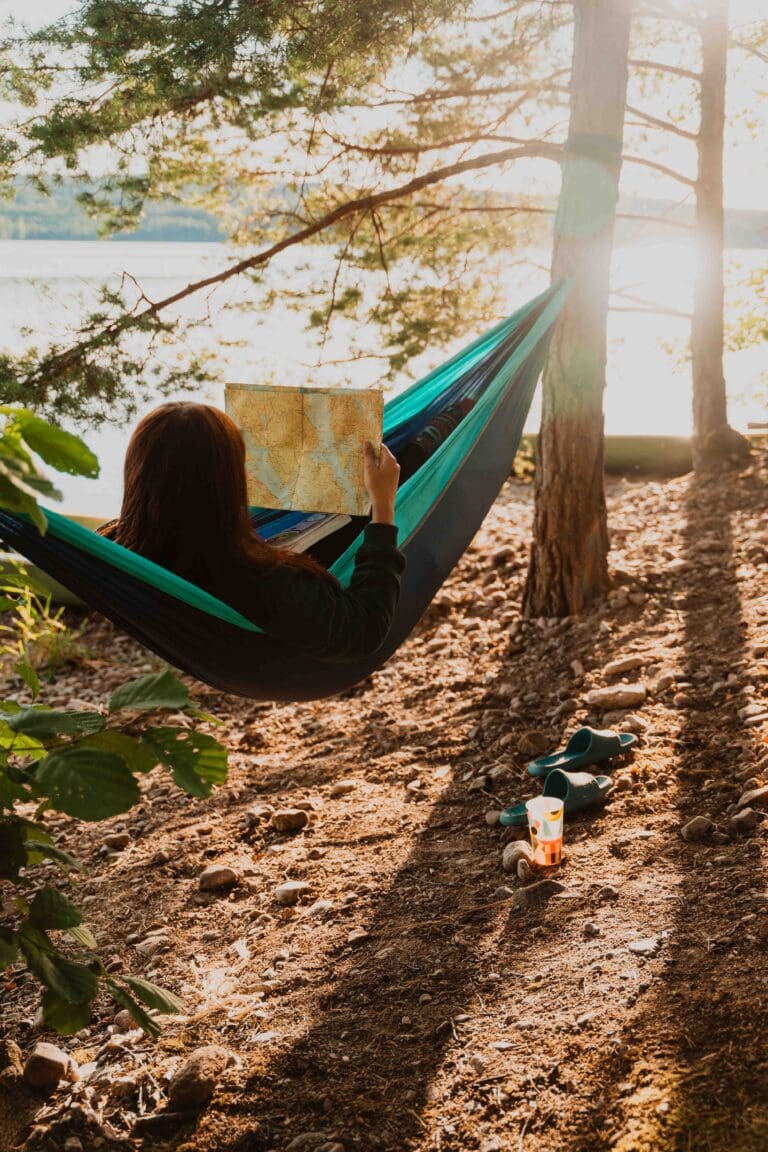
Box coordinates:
[585,684,647,711]
[494,886,515,900]
[275,880,311,906]
[502,840,534,873]
[673,692,694,709]
[571,659,585,679]
[582,921,601,939]
[245,804,274,824]
[286,1134,329,1151]
[729,807,760,833]
[738,702,767,721]
[63,1138,84,1152]
[0,1038,23,1081]
[744,713,768,729]
[680,815,715,843]
[103,832,131,850]
[271,809,309,833]
[167,1045,232,1108]
[347,928,370,946]
[199,864,238,891]
[114,1009,136,1031]
[517,730,550,757]
[627,936,661,958]
[330,779,359,798]
[23,1042,74,1089]
[598,885,620,902]
[484,809,502,826]
[653,671,677,694]
[603,654,646,679]
[738,785,768,810]
[468,776,488,792]
[511,879,565,911]
[308,898,334,915]
[620,713,648,734]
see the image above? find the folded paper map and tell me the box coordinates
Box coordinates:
[225,382,384,516]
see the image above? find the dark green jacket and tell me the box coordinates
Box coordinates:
[231,523,405,661]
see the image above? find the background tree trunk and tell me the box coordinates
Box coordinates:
[691,0,749,469]
[524,0,632,618]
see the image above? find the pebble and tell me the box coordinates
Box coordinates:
[308,898,334,916]
[347,928,370,945]
[603,654,646,679]
[517,730,551,757]
[494,885,515,900]
[468,776,488,792]
[199,864,238,891]
[502,841,534,873]
[484,809,502,826]
[114,1009,136,1031]
[627,936,661,957]
[738,701,767,721]
[582,921,601,938]
[738,785,768,810]
[275,880,311,906]
[586,684,647,711]
[167,1045,233,1108]
[286,1134,330,1151]
[23,1042,74,1089]
[103,832,131,850]
[680,815,715,843]
[330,779,359,797]
[271,809,309,833]
[729,807,760,833]
[511,879,565,911]
[598,885,620,902]
[0,1039,23,1080]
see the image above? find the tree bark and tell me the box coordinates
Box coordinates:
[691,0,749,468]
[524,0,632,618]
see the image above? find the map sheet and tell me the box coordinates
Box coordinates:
[225,383,384,516]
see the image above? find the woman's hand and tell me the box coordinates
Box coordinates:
[364,441,400,525]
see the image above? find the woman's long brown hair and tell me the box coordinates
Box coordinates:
[99,402,337,594]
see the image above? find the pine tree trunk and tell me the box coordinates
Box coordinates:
[523,0,632,618]
[691,0,748,468]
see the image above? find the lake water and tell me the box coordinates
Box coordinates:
[0,239,764,516]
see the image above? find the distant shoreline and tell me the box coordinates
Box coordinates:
[2,182,767,247]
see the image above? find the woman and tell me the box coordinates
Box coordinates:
[99,402,403,661]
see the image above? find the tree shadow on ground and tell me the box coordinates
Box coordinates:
[555,463,768,1152]
[202,556,606,1151]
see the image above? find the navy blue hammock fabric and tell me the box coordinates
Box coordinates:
[0,282,568,701]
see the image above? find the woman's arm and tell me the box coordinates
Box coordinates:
[248,443,404,660]
[254,519,405,660]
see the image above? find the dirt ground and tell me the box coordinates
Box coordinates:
[2,451,767,1152]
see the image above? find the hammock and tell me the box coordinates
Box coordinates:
[0,282,568,702]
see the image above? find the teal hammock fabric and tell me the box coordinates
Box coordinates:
[0,281,568,700]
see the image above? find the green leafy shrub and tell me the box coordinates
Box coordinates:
[0,408,229,1035]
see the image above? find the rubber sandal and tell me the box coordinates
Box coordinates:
[527,726,637,778]
[499,768,614,827]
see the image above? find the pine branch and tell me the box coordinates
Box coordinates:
[629,58,702,83]
[25,141,562,388]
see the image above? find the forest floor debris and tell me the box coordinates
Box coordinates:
[1,452,767,1151]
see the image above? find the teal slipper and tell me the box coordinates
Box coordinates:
[527,726,637,778]
[499,768,614,827]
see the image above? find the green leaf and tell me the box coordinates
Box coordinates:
[67,923,97,950]
[79,730,158,774]
[36,748,140,821]
[142,727,227,798]
[106,979,160,1037]
[122,975,184,1015]
[0,927,19,969]
[0,769,30,806]
[29,886,82,930]
[25,838,85,871]
[0,718,47,757]
[42,990,93,1034]
[0,817,28,880]
[8,707,106,741]
[12,414,99,479]
[14,659,40,699]
[109,668,190,714]
[20,931,98,1004]
[0,472,47,533]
